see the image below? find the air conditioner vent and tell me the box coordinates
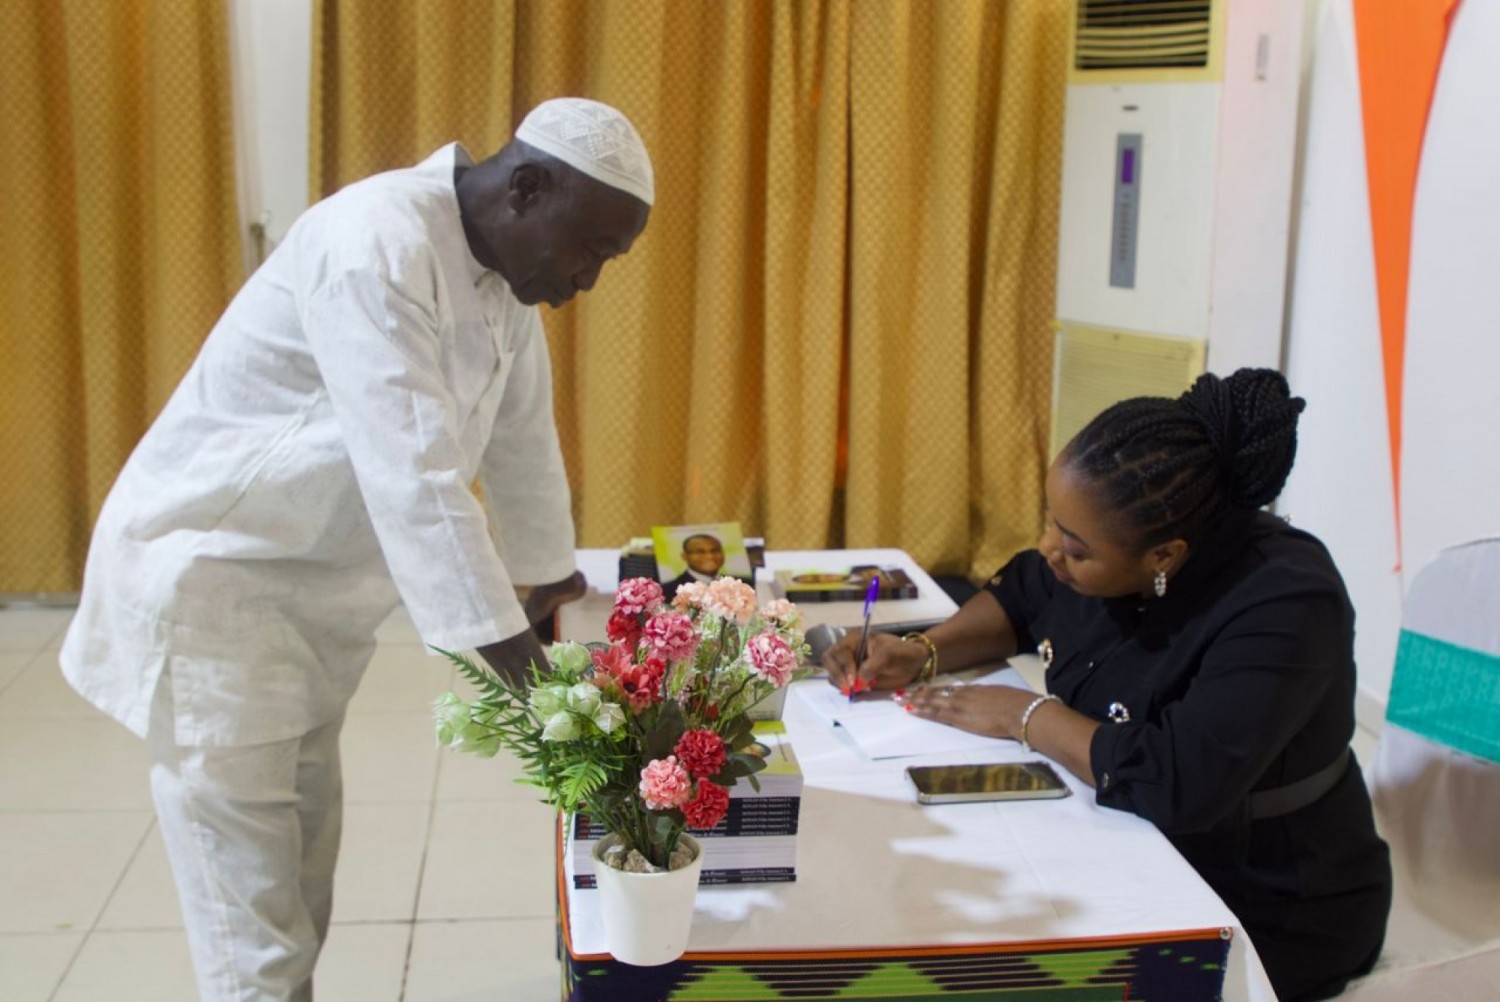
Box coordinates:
[1075,0,1213,71]
[1050,323,1205,459]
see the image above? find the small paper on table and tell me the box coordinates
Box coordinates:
[794,668,1032,759]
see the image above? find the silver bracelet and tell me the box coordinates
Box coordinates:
[1019,693,1061,753]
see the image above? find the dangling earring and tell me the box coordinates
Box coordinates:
[1153,569,1168,598]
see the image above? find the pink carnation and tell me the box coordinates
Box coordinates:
[703,578,758,623]
[642,612,700,663]
[683,780,731,830]
[674,728,727,778]
[614,578,664,617]
[745,631,797,687]
[671,580,708,612]
[759,598,800,628]
[639,756,694,811]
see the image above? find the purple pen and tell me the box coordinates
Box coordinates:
[850,574,880,698]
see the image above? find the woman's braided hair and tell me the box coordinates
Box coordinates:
[1060,368,1306,552]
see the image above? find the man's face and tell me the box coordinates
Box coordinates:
[682,536,725,576]
[502,168,650,308]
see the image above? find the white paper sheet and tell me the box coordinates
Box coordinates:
[794,668,1033,759]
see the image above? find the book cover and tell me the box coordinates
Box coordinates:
[771,565,919,602]
[650,522,754,597]
[572,798,802,839]
[617,537,660,584]
[569,833,799,889]
[572,868,798,890]
[741,720,802,798]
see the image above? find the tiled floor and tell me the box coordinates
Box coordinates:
[0,606,1383,1001]
[0,605,561,1002]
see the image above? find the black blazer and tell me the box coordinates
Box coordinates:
[987,511,1390,1002]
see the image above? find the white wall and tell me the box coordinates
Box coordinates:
[228,0,313,272]
[1399,0,1500,584]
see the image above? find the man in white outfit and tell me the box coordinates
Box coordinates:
[59,97,653,1001]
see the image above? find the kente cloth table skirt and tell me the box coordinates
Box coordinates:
[560,933,1230,1000]
[558,881,1230,1001]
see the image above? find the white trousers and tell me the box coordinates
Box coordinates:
[147,678,346,1002]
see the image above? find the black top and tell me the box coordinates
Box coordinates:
[985,510,1391,1002]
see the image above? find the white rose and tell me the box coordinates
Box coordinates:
[592,702,625,734]
[549,641,592,674]
[566,682,601,714]
[432,692,468,746]
[529,684,569,717]
[541,710,581,742]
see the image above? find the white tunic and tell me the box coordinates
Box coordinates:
[61,144,577,746]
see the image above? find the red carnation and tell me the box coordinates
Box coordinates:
[683,780,730,830]
[674,728,727,778]
[605,610,641,648]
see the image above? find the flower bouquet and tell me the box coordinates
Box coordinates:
[433,576,807,876]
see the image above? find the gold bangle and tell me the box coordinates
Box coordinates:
[902,632,938,683]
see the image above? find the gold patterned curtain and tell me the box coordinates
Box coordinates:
[847,1,1065,576]
[0,1,242,593]
[312,0,1065,581]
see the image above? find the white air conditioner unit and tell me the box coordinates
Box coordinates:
[1050,0,1305,455]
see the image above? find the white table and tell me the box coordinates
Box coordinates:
[555,548,1276,1001]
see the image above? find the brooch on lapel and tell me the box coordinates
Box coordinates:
[1107,701,1132,724]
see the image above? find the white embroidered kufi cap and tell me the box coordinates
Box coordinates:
[514,98,655,206]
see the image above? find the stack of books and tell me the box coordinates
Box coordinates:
[771,565,919,602]
[566,721,803,889]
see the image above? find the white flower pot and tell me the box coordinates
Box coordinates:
[591,833,704,966]
[747,684,788,721]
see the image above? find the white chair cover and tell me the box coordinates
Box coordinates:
[1339,539,1500,999]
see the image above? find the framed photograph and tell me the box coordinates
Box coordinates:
[650,521,754,597]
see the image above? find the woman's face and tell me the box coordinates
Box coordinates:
[1037,460,1164,599]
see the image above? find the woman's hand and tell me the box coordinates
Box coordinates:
[822,631,926,694]
[904,684,1101,789]
[903,683,1033,739]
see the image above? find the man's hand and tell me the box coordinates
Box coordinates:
[477,572,588,685]
[476,630,550,688]
[520,570,589,626]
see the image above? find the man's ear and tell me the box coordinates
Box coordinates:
[505,162,549,214]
